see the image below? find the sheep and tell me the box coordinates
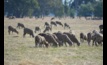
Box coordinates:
[91,30,103,46]
[23,28,34,38]
[80,32,87,43]
[53,32,73,47]
[50,21,57,27]
[17,23,25,29]
[35,26,41,33]
[51,34,63,47]
[87,32,92,46]
[99,24,103,31]
[8,26,19,35]
[44,22,49,27]
[51,17,55,20]
[38,33,58,47]
[100,29,103,34]
[63,32,80,46]
[43,26,52,33]
[64,23,70,29]
[56,21,63,27]
[35,35,49,48]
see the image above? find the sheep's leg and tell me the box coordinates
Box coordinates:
[92,40,95,46]
[95,41,98,46]
[23,33,26,38]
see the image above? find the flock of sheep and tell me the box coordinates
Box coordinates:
[8,18,103,48]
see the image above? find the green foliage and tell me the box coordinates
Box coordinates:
[4,0,39,18]
[93,0,103,17]
[4,0,103,18]
[69,8,75,18]
[78,2,94,17]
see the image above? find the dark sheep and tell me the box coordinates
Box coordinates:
[51,17,55,20]
[80,32,87,42]
[43,26,52,33]
[91,30,103,46]
[23,28,34,38]
[38,33,58,47]
[56,21,63,27]
[51,21,57,27]
[44,22,50,27]
[64,23,70,29]
[35,35,49,48]
[35,26,41,33]
[53,32,73,46]
[87,32,92,46]
[99,24,103,31]
[8,26,19,35]
[100,29,103,34]
[63,32,80,46]
[52,34,63,46]
[17,23,25,29]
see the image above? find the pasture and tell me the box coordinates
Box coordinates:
[4,17,103,65]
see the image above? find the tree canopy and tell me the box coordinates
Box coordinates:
[4,0,103,18]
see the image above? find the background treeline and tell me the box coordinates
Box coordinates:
[4,0,103,19]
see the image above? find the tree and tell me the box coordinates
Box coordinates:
[93,0,103,18]
[78,2,94,18]
[4,0,39,18]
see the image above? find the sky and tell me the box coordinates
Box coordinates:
[62,0,74,4]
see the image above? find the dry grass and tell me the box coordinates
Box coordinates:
[4,17,103,65]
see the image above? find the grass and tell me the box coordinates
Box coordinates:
[4,17,103,65]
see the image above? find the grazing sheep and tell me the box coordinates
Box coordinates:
[43,26,52,33]
[17,23,25,29]
[8,26,19,35]
[87,32,92,46]
[35,35,49,48]
[35,26,41,33]
[51,21,57,27]
[91,30,103,46]
[100,29,103,34]
[51,17,55,20]
[64,23,70,29]
[63,32,80,46]
[99,24,103,31]
[80,32,87,42]
[38,33,58,47]
[53,32,73,46]
[44,22,49,27]
[52,34,63,46]
[56,21,63,27]
[23,28,34,38]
